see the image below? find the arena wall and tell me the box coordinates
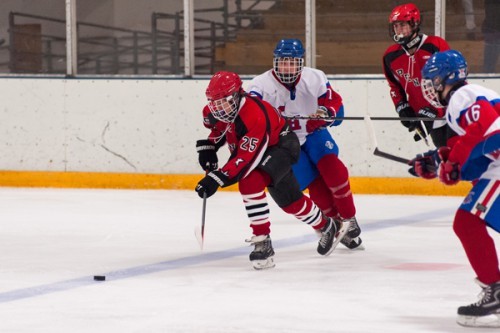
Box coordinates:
[0,76,497,194]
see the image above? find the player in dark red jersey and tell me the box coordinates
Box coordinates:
[195,71,350,270]
[383,3,451,147]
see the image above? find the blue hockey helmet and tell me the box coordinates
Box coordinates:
[421,50,468,107]
[273,39,304,84]
[273,39,305,58]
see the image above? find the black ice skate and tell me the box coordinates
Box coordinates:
[317,217,350,256]
[339,217,365,250]
[246,235,275,270]
[457,280,500,328]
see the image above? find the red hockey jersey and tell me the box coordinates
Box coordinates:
[383,34,450,117]
[202,95,287,183]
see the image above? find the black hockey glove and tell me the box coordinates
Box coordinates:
[412,124,428,142]
[196,139,218,171]
[407,149,439,179]
[195,171,229,199]
[412,106,438,142]
[396,102,417,130]
[416,106,438,120]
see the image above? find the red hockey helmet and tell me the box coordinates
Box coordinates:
[205,71,243,123]
[388,3,421,45]
[389,3,420,24]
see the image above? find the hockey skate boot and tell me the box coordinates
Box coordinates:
[339,217,365,250]
[316,217,350,256]
[457,279,500,328]
[246,235,275,270]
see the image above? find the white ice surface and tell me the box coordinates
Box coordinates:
[0,187,498,333]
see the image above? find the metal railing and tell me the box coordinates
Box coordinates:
[5,1,277,75]
[8,12,156,74]
[151,0,277,74]
[151,12,238,74]
[6,1,487,76]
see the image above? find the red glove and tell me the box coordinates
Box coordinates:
[306,106,335,134]
[437,147,460,185]
[306,119,328,133]
[407,150,439,179]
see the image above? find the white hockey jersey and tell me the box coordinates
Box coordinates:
[447,84,500,181]
[247,67,343,145]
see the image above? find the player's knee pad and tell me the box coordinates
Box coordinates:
[267,171,303,207]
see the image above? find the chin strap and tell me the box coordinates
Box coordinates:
[403,34,422,50]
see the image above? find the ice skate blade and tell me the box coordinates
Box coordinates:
[349,243,365,251]
[323,220,351,257]
[457,313,500,328]
[251,257,275,270]
[341,236,365,251]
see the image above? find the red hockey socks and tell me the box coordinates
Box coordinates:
[308,177,338,218]
[282,195,325,230]
[453,209,500,285]
[239,170,272,236]
[316,154,356,219]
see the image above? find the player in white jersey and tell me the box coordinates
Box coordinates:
[247,39,362,249]
[410,49,500,328]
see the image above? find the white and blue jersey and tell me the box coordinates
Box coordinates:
[447,84,500,230]
[248,67,345,190]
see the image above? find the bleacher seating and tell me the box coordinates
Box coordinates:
[215,0,486,75]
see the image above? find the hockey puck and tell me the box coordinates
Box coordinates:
[93,275,106,281]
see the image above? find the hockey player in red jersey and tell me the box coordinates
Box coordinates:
[383,3,451,147]
[195,71,350,270]
[410,50,500,328]
[247,39,363,251]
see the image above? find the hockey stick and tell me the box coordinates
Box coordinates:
[364,115,411,164]
[194,192,207,250]
[373,148,410,164]
[417,120,430,147]
[284,115,444,121]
